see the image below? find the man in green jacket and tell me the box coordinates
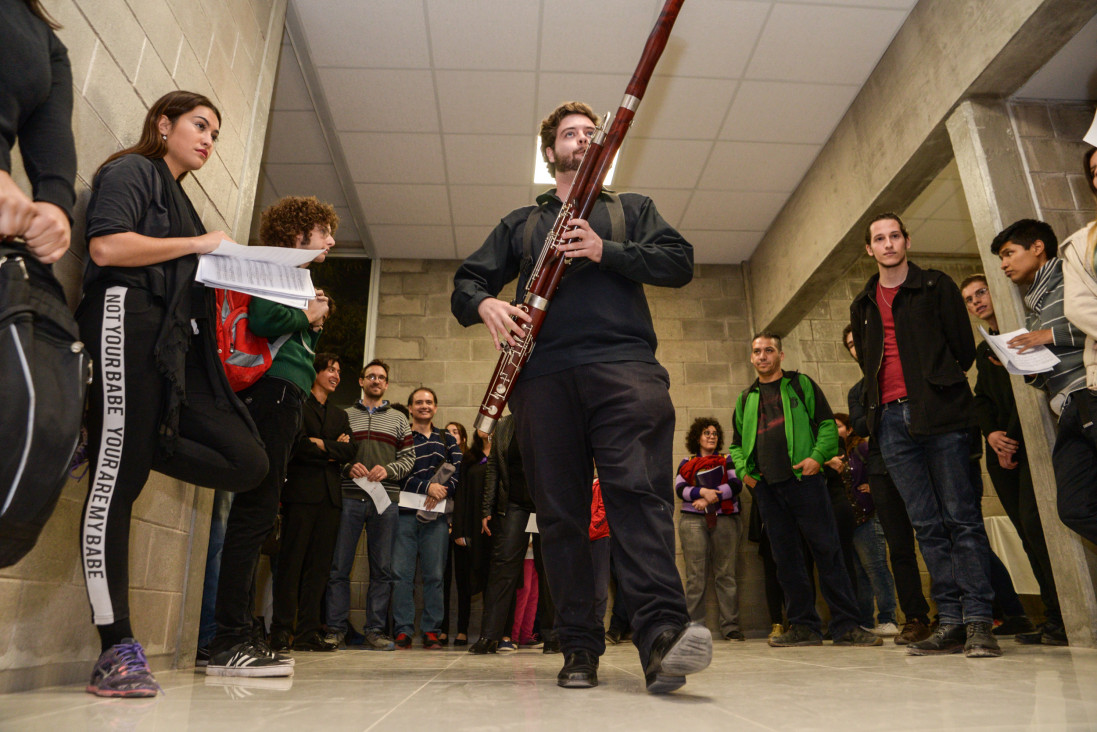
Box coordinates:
[730,333,879,648]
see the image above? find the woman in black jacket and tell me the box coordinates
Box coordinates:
[451,427,492,646]
[77,90,269,697]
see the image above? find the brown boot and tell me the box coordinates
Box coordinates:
[894,618,931,645]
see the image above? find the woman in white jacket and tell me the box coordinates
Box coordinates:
[1055,145,1097,546]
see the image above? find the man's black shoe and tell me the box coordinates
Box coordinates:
[907,623,965,656]
[542,638,561,654]
[557,650,599,688]
[992,615,1035,636]
[292,631,338,652]
[964,621,1002,658]
[1016,622,1068,646]
[644,622,713,694]
[269,630,292,652]
[468,638,497,654]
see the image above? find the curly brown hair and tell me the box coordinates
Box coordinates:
[539,101,601,177]
[685,417,724,456]
[259,195,339,249]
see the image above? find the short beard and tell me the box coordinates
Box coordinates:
[552,149,583,174]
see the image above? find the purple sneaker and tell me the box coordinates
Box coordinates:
[86,639,162,698]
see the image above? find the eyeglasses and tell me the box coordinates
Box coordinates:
[701,429,718,437]
[963,287,988,305]
[363,374,388,382]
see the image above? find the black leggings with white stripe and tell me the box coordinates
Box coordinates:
[78,285,267,651]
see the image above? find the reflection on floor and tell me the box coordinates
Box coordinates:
[2,638,1096,731]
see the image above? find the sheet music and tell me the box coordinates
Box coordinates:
[398,491,447,514]
[210,240,322,267]
[978,326,1060,375]
[195,255,315,309]
[353,478,392,513]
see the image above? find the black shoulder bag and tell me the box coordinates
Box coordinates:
[0,246,91,567]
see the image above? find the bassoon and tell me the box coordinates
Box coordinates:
[472,0,685,435]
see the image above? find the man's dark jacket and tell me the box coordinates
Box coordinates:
[849,262,976,436]
[283,394,357,506]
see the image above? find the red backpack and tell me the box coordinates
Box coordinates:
[215,289,278,392]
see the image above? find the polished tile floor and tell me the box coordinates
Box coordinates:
[2,638,1096,731]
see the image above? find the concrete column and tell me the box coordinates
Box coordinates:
[947,99,1097,647]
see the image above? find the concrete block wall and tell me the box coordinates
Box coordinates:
[364,259,775,636]
[1010,101,1096,239]
[0,0,287,693]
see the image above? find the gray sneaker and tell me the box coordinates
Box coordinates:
[362,629,396,651]
[768,624,823,647]
[833,626,883,647]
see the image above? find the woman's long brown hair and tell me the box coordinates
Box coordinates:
[24,0,61,30]
[97,90,222,180]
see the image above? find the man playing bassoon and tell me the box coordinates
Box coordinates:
[452,101,709,693]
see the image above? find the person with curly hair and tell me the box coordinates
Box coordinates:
[676,418,744,641]
[208,195,335,674]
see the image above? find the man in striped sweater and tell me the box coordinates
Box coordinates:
[392,387,461,649]
[993,219,1086,414]
[323,359,415,651]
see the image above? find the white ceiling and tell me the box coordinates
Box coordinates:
[252,0,1097,263]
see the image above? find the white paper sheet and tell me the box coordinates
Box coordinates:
[196,254,315,308]
[525,512,538,534]
[978,326,1061,375]
[211,240,323,267]
[1085,109,1097,147]
[353,477,391,513]
[398,491,447,514]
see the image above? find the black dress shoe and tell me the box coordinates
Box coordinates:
[269,630,293,652]
[644,622,713,694]
[557,650,599,688]
[468,638,497,654]
[453,636,469,647]
[292,631,339,652]
[542,638,561,654]
[906,623,965,655]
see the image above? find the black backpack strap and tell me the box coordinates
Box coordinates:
[787,372,818,433]
[604,191,625,243]
[518,204,546,301]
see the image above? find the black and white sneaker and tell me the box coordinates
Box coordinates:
[206,641,295,677]
[252,637,295,666]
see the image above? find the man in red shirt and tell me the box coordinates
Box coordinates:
[849,213,999,658]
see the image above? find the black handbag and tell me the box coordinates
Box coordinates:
[0,245,91,567]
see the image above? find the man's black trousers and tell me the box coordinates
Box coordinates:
[511,361,688,667]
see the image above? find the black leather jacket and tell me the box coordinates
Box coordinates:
[849,262,976,436]
[482,414,517,518]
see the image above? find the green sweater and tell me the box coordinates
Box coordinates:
[729,370,838,483]
[248,297,320,394]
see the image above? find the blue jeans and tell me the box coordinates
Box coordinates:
[392,512,449,636]
[852,518,896,627]
[876,401,993,624]
[751,473,861,637]
[325,497,398,634]
[198,489,234,648]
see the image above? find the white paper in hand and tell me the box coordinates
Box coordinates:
[398,491,447,514]
[353,477,391,513]
[211,240,323,267]
[1085,109,1097,147]
[978,326,1061,375]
